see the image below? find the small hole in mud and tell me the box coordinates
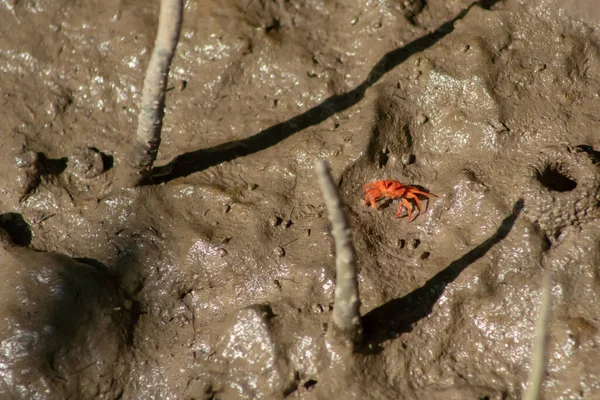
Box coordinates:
[542,234,551,251]
[398,239,406,248]
[536,164,577,192]
[75,257,108,271]
[480,0,498,9]
[90,147,114,171]
[0,213,32,246]
[283,380,298,397]
[553,228,562,241]
[265,19,280,33]
[303,380,317,391]
[412,238,421,249]
[479,396,490,400]
[39,153,68,175]
[378,151,389,168]
[421,251,430,260]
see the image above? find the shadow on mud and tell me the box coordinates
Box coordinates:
[360,198,524,354]
[0,213,137,396]
[150,0,502,184]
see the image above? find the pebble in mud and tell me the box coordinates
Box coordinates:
[15,150,38,168]
[274,247,285,257]
[311,303,324,314]
[14,150,41,194]
[415,112,428,125]
[401,153,416,165]
[67,147,105,179]
[218,248,228,257]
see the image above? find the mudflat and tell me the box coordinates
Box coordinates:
[0,0,599,398]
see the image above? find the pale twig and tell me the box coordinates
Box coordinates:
[127,0,183,186]
[316,160,363,347]
[524,272,552,400]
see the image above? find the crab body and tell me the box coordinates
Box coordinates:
[363,179,436,222]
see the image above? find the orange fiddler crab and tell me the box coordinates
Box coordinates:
[363,180,437,222]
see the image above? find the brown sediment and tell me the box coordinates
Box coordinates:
[0,0,599,398]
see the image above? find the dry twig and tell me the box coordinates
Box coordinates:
[316,160,363,347]
[524,272,552,400]
[127,0,183,186]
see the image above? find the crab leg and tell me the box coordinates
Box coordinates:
[406,188,437,198]
[365,188,383,208]
[395,199,404,217]
[405,192,423,216]
[399,198,413,221]
[365,192,380,209]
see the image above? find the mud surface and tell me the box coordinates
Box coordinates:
[1,0,600,399]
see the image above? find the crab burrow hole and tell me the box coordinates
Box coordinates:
[535,162,577,192]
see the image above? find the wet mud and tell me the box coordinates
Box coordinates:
[0,0,599,399]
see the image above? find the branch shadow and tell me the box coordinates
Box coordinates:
[360,198,524,354]
[151,0,501,184]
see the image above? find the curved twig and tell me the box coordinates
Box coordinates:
[524,272,552,400]
[316,160,363,347]
[127,0,183,186]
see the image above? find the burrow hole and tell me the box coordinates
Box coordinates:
[303,379,317,391]
[536,164,577,192]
